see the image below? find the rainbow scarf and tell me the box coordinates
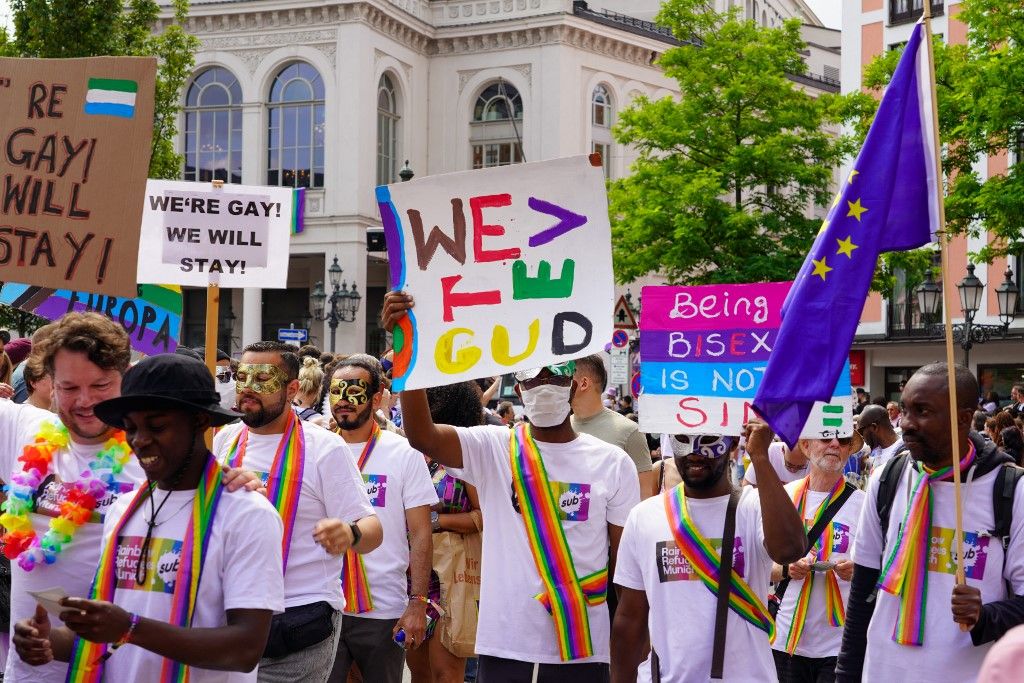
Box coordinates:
[341,422,380,614]
[510,424,594,661]
[664,484,774,638]
[67,455,225,683]
[225,409,305,572]
[877,442,977,646]
[775,476,847,654]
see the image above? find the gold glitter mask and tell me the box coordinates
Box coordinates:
[235,363,288,395]
[329,378,370,407]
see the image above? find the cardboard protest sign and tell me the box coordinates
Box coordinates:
[0,56,156,298]
[0,282,181,356]
[638,282,853,437]
[136,180,293,288]
[377,155,614,391]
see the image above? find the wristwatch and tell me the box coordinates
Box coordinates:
[349,521,362,548]
[781,564,790,580]
[430,510,441,532]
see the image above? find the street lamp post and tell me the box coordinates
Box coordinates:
[310,256,362,353]
[916,265,1019,368]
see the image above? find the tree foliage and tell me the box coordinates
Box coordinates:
[2,0,198,179]
[609,0,858,285]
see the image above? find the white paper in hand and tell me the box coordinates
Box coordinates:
[28,587,69,616]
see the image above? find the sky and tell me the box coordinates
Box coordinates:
[805,0,842,29]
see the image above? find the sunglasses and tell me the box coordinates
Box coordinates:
[215,370,234,384]
[818,436,855,446]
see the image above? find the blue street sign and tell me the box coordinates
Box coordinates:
[278,328,309,343]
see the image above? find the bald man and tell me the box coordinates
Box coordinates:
[858,405,903,475]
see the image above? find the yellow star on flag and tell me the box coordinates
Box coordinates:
[848,169,860,183]
[836,236,858,258]
[847,198,868,222]
[811,257,832,281]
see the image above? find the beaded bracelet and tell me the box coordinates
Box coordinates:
[409,595,445,617]
[96,613,140,666]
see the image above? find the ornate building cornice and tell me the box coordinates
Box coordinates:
[158,1,664,67]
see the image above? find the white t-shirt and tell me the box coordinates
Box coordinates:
[615,487,776,682]
[743,442,807,486]
[0,401,145,683]
[343,429,438,619]
[773,480,865,658]
[868,438,904,474]
[100,485,284,681]
[853,459,1024,682]
[450,426,640,664]
[213,420,375,610]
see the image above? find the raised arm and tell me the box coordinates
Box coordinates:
[744,421,806,565]
[382,291,465,468]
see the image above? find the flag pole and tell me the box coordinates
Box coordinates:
[921,4,967,590]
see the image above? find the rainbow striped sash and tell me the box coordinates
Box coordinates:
[774,476,847,654]
[534,568,608,612]
[878,442,976,646]
[510,424,595,661]
[67,455,225,683]
[342,423,380,614]
[225,409,305,572]
[663,484,774,638]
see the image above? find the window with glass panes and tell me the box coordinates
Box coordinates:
[267,63,325,188]
[183,67,242,184]
[470,81,524,169]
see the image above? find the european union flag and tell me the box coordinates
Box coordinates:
[753,21,938,447]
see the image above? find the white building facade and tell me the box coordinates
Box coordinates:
[162,0,833,357]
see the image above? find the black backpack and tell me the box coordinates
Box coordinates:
[876,449,1024,585]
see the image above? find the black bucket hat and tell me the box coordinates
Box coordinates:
[95,354,242,429]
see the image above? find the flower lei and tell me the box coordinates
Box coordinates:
[0,421,132,571]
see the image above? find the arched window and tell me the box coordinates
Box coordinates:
[377,74,399,186]
[267,62,325,188]
[183,67,242,183]
[470,80,524,169]
[591,84,614,178]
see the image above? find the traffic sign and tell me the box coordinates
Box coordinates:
[278,328,309,343]
[610,348,629,384]
[613,295,637,330]
[631,372,641,399]
[611,329,629,348]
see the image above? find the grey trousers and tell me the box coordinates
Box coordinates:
[258,610,342,683]
[327,614,405,683]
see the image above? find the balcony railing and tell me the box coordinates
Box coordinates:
[890,0,944,26]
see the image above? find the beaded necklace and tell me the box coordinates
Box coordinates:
[0,420,132,571]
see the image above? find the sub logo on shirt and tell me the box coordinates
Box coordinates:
[115,535,182,593]
[364,474,387,507]
[33,475,135,524]
[656,538,746,583]
[509,482,592,522]
[929,527,990,579]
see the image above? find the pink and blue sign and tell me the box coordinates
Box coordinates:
[638,282,852,437]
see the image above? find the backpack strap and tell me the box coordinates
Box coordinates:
[993,463,1023,542]
[876,450,911,538]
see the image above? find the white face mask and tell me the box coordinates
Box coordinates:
[520,383,572,428]
[218,380,237,410]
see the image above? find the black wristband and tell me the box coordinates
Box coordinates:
[349,521,362,548]
[782,563,789,580]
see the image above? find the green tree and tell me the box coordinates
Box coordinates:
[609,0,857,285]
[3,0,198,179]
[0,306,47,337]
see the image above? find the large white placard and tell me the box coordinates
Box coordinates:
[377,155,614,391]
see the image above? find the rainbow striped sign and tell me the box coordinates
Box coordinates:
[0,283,181,355]
[638,281,852,437]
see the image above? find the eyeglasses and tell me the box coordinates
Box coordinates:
[818,436,855,446]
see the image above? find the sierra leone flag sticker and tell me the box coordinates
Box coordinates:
[84,78,138,118]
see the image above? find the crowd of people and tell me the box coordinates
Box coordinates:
[0,300,1019,682]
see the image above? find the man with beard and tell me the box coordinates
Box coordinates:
[857,404,903,475]
[771,434,864,682]
[213,341,383,683]
[325,355,438,683]
[610,423,806,682]
[837,363,1024,683]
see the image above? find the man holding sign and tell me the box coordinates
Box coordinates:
[382,291,640,682]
